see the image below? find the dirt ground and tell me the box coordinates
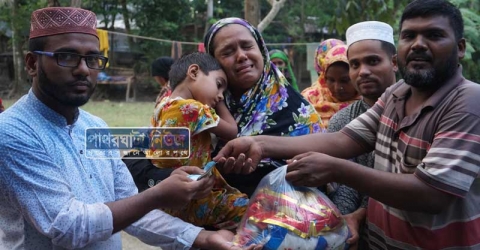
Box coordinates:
[121,232,159,250]
[92,80,161,102]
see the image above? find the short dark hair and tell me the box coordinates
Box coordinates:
[151,56,174,79]
[168,52,223,90]
[400,0,464,41]
[28,37,48,52]
[380,40,396,57]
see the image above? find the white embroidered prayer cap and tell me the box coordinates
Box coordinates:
[346,21,394,47]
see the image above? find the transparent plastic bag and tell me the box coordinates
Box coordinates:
[233,165,350,250]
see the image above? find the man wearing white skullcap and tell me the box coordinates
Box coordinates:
[0,6,247,250]
[327,20,398,249]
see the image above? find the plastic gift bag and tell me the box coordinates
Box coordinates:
[233,165,349,250]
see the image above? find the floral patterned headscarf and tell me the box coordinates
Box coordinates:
[312,39,345,87]
[204,17,323,136]
[0,98,4,113]
[301,44,359,127]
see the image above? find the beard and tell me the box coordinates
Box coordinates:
[38,63,95,107]
[399,50,457,90]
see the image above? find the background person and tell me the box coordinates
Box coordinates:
[0,98,4,113]
[151,56,174,88]
[305,39,345,88]
[151,56,174,104]
[269,49,299,92]
[214,0,480,248]
[301,44,359,127]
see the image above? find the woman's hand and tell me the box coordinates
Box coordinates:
[285,152,340,187]
[213,137,262,174]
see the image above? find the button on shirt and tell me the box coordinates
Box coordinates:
[0,90,202,249]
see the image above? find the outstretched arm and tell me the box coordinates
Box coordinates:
[108,166,213,233]
[286,153,455,214]
[0,129,213,249]
[259,132,366,159]
[213,131,368,174]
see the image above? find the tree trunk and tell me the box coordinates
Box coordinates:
[9,0,28,98]
[120,0,131,33]
[100,1,110,29]
[109,13,117,30]
[120,0,134,47]
[48,0,61,7]
[300,0,305,41]
[244,0,260,27]
[71,0,82,7]
[203,0,214,37]
[258,0,286,32]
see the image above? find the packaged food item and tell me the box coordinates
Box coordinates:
[234,165,349,250]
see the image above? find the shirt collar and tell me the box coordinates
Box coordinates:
[360,98,373,108]
[27,89,79,127]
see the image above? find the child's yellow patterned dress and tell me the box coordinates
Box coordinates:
[147,97,248,229]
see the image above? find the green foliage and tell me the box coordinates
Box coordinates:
[331,0,407,37]
[448,0,480,81]
[87,0,123,29]
[131,0,191,40]
[202,1,243,26]
[0,1,47,39]
[262,0,335,45]
[1,0,479,90]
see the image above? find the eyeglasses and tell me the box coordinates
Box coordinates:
[34,51,108,70]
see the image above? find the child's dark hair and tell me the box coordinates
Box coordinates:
[400,0,463,41]
[168,52,223,90]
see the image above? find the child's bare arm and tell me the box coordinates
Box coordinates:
[208,101,238,140]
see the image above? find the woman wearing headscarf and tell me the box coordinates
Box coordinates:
[125,18,323,197]
[204,18,321,139]
[301,43,359,127]
[269,49,299,92]
[309,39,345,88]
[203,17,323,195]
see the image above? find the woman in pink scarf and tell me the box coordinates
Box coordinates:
[302,41,359,127]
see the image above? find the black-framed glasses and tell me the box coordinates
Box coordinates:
[34,51,108,70]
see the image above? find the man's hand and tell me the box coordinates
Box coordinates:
[213,137,263,175]
[285,152,339,187]
[152,166,214,209]
[194,230,262,250]
[343,208,367,250]
[170,166,214,200]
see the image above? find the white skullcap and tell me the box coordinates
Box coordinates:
[346,21,394,47]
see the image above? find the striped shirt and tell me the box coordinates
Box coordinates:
[342,67,480,249]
